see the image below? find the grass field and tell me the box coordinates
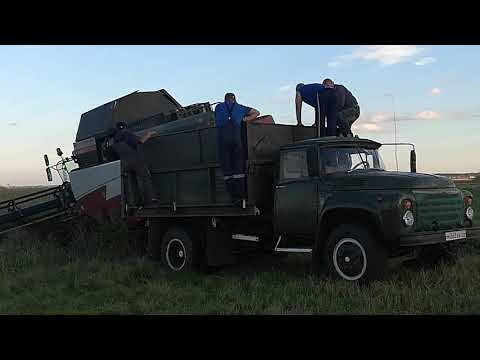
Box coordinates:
[0,181,479,314]
[0,186,51,202]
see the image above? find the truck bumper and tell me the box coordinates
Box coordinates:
[399,226,480,247]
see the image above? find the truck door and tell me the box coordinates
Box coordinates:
[274,147,318,242]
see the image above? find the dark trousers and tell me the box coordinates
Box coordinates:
[314,88,337,137]
[218,124,246,201]
[336,105,360,136]
[124,159,155,206]
[113,142,155,206]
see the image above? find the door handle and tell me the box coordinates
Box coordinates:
[276,185,286,189]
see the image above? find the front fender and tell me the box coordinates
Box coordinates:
[318,190,401,245]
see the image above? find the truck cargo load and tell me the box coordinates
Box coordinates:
[75,89,181,142]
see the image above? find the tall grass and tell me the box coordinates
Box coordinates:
[0,182,479,314]
[0,186,51,202]
[1,225,480,314]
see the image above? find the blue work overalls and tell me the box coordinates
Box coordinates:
[216,103,247,201]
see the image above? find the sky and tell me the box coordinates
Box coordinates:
[1,45,479,186]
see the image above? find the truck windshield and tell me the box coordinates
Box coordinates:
[320,147,386,174]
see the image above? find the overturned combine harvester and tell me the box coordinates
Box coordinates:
[1,88,479,282]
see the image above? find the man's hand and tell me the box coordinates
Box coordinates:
[140,131,157,144]
[243,108,260,123]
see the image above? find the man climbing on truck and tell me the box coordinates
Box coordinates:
[110,121,158,206]
[295,83,337,137]
[215,92,260,204]
[322,78,360,137]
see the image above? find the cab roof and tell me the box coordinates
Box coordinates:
[281,136,382,150]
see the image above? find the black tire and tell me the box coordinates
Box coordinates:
[321,224,387,283]
[160,227,203,272]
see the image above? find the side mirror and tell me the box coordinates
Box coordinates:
[410,149,417,173]
[56,148,63,157]
[44,154,50,166]
[46,167,53,182]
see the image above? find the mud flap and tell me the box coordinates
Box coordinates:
[205,228,235,266]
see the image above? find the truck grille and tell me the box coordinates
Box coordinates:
[414,190,464,231]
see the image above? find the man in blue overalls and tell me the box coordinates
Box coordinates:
[295,83,337,137]
[215,92,260,204]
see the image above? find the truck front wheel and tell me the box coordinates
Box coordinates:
[160,227,202,272]
[322,224,387,283]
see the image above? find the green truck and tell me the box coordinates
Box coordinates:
[124,118,479,282]
[65,92,478,282]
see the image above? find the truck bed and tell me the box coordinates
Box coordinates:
[133,122,317,216]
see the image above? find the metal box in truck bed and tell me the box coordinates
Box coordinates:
[139,122,317,214]
[75,89,181,143]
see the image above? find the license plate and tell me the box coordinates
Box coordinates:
[445,230,467,242]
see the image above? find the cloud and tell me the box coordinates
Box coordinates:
[327,45,425,67]
[415,111,440,120]
[8,122,17,127]
[352,122,385,133]
[431,87,441,95]
[352,109,441,134]
[355,45,424,65]
[279,84,294,92]
[352,112,392,133]
[361,123,384,132]
[415,57,436,66]
[327,61,341,68]
[368,112,391,123]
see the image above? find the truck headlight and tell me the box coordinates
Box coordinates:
[403,210,415,227]
[466,206,474,220]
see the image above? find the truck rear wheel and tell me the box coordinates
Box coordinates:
[322,224,387,283]
[160,227,202,272]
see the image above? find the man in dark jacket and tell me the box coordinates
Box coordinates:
[322,79,360,137]
[110,122,157,206]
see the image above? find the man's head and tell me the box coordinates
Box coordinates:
[115,121,127,131]
[224,92,236,105]
[322,78,335,89]
[296,83,305,92]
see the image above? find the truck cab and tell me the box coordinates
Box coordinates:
[273,136,479,281]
